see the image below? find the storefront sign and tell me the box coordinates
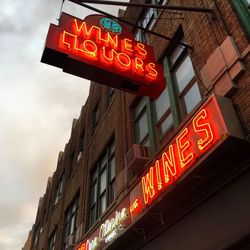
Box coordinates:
[129,95,243,221]
[75,207,129,250]
[76,95,243,248]
[41,13,165,99]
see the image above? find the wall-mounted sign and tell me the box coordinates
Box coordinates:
[75,199,131,250]
[129,95,243,222]
[75,95,243,249]
[41,13,165,99]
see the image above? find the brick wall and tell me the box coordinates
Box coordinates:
[27,0,250,249]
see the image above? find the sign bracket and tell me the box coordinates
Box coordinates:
[72,0,214,14]
[68,1,192,49]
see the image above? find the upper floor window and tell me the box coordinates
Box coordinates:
[89,140,115,228]
[169,44,201,116]
[63,194,79,245]
[132,35,201,152]
[48,229,56,250]
[133,98,150,146]
[92,104,99,134]
[230,0,250,39]
[135,0,168,42]
[54,175,63,205]
[153,86,173,139]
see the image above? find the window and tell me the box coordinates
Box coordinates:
[54,176,63,205]
[153,86,173,138]
[134,98,150,146]
[80,131,85,152]
[168,41,201,118]
[133,35,200,150]
[69,150,76,175]
[92,104,99,134]
[135,0,168,42]
[108,87,115,106]
[89,140,115,227]
[48,230,56,250]
[63,194,79,245]
[230,0,250,39]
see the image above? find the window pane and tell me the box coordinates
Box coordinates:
[90,206,96,225]
[100,193,107,215]
[143,137,150,146]
[100,169,107,194]
[91,169,97,183]
[154,87,170,121]
[156,0,168,5]
[170,44,185,65]
[142,8,156,29]
[183,82,201,114]
[109,141,115,155]
[100,155,107,170]
[90,183,97,205]
[160,113,173,135]
[135,29,142,42]
[174,55,195,93]
[134,99,146,117]
[135,111,148,144]
[109,181,115,203]
[110,156,115,181]
[69,215,75,234]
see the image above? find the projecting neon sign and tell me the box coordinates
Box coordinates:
[41,13,165,98]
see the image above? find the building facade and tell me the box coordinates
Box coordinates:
[24,0,250,249]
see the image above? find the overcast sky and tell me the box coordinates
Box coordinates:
[0,1,125,249]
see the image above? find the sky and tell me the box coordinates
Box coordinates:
[0,1,125,249]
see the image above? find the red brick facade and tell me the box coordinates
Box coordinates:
[24,1,250,249]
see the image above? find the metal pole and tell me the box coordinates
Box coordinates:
[73,2,192,49]
[73,0,214,13]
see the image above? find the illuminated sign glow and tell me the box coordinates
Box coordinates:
[129,95,236,221]
[41,13,165,98]
[76,96,242,249]
[140,97,223,205]
[76,208,129,250]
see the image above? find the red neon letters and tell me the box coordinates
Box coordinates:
[41,13,166,99]
[141,96,225,206]
[60,18,158,80]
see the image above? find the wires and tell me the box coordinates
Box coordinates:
[58,0,65,22]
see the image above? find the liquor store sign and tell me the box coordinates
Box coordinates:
[41,13,165,99]
[75,207,130,250]
[75,95,243,249]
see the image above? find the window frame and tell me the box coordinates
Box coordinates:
[88,140,115,228]
[168,46,202,119]
[54,175,64,205]
[63,194,79,245]
[48,229,57,250]
[153,96,174,141]
[230,0,250,40]
[134,0,169,42]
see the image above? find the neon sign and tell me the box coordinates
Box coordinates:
[129,95,243,221]
[41,13,165,99]
[141,107,216,205]
[140,97,223,205]
[75,95,243,248]
[76,208,129,250]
